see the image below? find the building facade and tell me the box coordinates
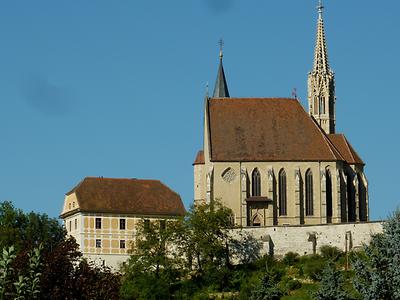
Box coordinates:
[60,177,185,269]
[193,3,368,227]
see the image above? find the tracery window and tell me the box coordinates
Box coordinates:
[306,169,314,216]
[279,169,287,216]
[252,169,261,196]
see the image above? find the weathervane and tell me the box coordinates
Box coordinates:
[219,38,224,60]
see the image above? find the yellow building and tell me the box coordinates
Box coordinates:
[193,3,368,227]
[60,177,185,269]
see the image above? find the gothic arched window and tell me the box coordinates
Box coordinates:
[252,168,261,197]
[306,169,314,216]
[279,169,287,216]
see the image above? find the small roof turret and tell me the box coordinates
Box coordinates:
[213,39,230,98]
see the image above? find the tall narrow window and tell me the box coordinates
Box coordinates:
[95,239,101,248]
[120,240,126,249]
[120,219,126,230]
[95,218,102,229]
[279,169,287,216]
[75,219,77,230]
[306,169,314,216]
[326,170,333,223]
[252,168,261,196]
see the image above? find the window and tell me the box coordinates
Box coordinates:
[160,220,166,230]
[252,168,261,196]
[306,169,314,216]
[144,219,150,231]
[72,202,75,208]
[68,203,71,210]
[120,240,126,249]
[252,215,261,227]
[120,219,126,230]
[75,219,78,230]
[95,239,101,248]
[95,218,102,229]
[279,169,287,216]
[69,220,72,232]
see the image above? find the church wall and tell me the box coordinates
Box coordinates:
[194,164,204,204]
[204,160,346,227]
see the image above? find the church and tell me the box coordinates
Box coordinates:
[193,3,368,227]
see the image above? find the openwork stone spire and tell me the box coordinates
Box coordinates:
[213,39,230,98]
[308,0,336,134]
[313,0,330,73]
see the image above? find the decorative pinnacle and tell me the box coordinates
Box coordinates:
[317,0,324,18]
[218,38,224,60]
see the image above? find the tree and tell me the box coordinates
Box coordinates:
[313,262,349,300]
[0,244,43,300]
[250,268,283,300]
[121,219,182,300]
[0,201,65,252]
[351,209,400,300]
[40,237,121,300]
[0,246,16,300]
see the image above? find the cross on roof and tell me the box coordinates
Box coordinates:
[219,38,224,59]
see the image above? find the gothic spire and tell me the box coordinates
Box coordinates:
[308,0,336,134]
[213,39,230,98]
[313,0,330,73]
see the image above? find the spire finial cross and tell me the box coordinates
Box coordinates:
[317,0,324,17]
[219,38,224,60]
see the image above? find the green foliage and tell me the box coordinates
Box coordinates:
[280,276,302,292]
[0,201,65,252]
[319,245,343,261]
[121,219,182,299]
[0,246,16,300]
[282,252,300,266]
[299,254,326,281]
[0,244,43,300]
[351,209,400,300]
[26,244,43,299]
[250,268,283,300]
[313,262,349,300]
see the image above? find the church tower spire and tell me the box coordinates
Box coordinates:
[308,0,336,134]
[213,39,230,98]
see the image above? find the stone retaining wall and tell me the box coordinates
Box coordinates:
[232,221,384,257]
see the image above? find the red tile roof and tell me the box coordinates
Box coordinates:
[328,134,364,165]
[208,98,345,162]
[193,150,205,165]
[61,177,185,218]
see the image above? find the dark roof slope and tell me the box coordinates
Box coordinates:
[208,98,344,162]
[193,150,205,165]
[63,177,185,217]
[328,134,364,165]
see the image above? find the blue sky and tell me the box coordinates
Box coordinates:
[0,0,399,220]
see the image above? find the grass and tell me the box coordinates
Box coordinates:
[281,283,318,300]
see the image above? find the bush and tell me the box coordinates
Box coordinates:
[320,245,343,261]
[282,252,300,266]
[286,278,302,291]
[300,255,326,281]
[279,276,302,293]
